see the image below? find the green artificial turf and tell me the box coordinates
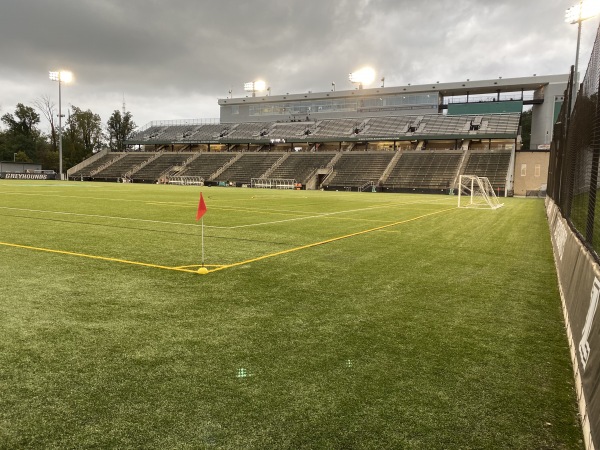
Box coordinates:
[0,181,583,449]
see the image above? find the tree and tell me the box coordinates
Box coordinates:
[34,95,58,153]
[0,103,44,162]
[107,110,136,151]
[61,106,104,170]
[520,109,532,150]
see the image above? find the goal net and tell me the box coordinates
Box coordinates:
[457,175,504,209]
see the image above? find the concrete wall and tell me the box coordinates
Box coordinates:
[547,199,600,449]
[513,151,549,196]
[531,81,566,149]
[0,162,42,172]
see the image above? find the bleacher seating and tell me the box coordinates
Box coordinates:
[267,122,315,139]
[269,152,337,183]
[70,153,123,178]
[311,119,358,138]
[131,152,192,182]
[384,151,463,190]
[176,152,238,179]
[324,152,395,187]
[92,153,154,179]
[215,153,284,184]
[222,123,269,140]
[128,113,521,145]
[188,124,230,140]
[462,151,512,189]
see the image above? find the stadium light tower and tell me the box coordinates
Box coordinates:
[349,67,376,89]
[244,80,267,97]
[566,0,600,111]
[49,70,73,179]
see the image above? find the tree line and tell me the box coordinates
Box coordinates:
[0,98,137,172]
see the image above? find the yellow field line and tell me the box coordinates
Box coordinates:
[206,207,456,274]
[0,207,455,275]
[0,241,198,274]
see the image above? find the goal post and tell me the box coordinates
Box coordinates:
[457,175,504,209]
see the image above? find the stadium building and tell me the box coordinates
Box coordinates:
[70,74,567,196]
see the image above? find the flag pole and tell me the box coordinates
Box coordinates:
[196,191,207,273]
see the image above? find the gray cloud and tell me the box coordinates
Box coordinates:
[0,0,598,129]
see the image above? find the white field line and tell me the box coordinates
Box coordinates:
[0,197,456,230]
[0,189,454,215]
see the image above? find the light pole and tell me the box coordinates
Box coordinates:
[49,70,73,179]
[565,1,600,111]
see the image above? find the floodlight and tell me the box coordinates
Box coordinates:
[49,69,74,179]
[565,1,600,113]
[244,80,267,97]
[49,70,73,83]
[566,0,600,23]
[348,67,376,87]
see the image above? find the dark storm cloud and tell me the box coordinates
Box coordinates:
[0,0,597,127]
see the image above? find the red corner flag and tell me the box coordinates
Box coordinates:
[196,192,207,221]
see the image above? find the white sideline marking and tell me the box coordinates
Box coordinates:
[0,197,454,230]
[0,206,202,228]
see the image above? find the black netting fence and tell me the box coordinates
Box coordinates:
[548,23,600,260]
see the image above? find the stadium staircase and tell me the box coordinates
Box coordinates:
[69,152,124,179]
[92,153,155,180]
[378,150,403,185]
[179,152,239,180]
[214,153,284,185]
[207,153,243,181]
[323,152,395,189]
[260,153,290,179]
[270,152,337,184]
[125,151,163,179]
[131,152,192,183]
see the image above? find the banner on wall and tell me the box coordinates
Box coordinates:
[547,199,600,448]
[0,172,57,180]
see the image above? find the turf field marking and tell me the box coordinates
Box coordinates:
[0,206,203,228]
[0,241,199,274]
[0,200,454,230]
[0,206,455,275]
[207,207,456,274]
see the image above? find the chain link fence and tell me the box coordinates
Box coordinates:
[548,24,600,261]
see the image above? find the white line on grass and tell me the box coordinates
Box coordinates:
[0,197,456,231]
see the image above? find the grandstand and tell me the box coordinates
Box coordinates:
[67,74,569,194]
[71,112,518,192]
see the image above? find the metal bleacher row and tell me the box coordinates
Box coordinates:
[70,149,513,192]
[129,113,521,143]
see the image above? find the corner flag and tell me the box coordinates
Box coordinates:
[196,192,207,221]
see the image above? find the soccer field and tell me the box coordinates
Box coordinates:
[0,181,583,449]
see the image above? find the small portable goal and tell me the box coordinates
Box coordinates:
[457,175,504,209]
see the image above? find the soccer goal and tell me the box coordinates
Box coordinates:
[457,175,504,209]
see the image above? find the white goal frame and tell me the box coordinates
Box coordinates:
[457,175,504,209]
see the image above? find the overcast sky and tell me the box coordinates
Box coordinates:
[1,0,598,131]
